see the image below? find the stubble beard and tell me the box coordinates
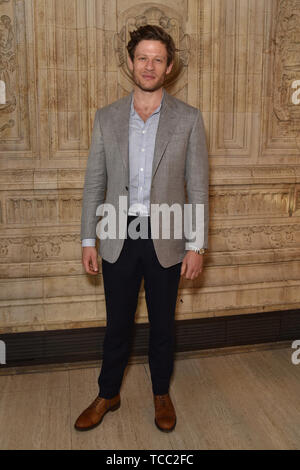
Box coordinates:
[132,70,166,93]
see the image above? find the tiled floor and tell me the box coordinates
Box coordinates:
[0,346,299,449]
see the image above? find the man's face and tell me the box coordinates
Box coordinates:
[128,40,173,92]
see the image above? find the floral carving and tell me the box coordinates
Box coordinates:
[273,0,300,121]
[0,12,16,131]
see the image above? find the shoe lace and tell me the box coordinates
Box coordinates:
[88,396,102,409]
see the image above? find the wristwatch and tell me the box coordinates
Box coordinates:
[191,247,206,255]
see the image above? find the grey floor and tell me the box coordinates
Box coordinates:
[0,346,299,450]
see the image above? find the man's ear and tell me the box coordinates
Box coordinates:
[166,61,174,75]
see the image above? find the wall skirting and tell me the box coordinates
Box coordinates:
[0,309,299,369]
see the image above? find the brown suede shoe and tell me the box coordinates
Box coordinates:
[154,393,176,432]
[74,394,120,431]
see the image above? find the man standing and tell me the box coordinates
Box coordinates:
[75,25,209,433]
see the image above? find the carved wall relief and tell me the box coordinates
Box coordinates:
[114,0,202,103]
[0,0,37,160]
[262,0,300,158]
[0,10,15,133]
[273,0,300,122]
[114,5,190,91]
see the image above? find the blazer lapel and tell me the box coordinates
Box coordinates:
[151,90,180,179]
[111,91,133,176]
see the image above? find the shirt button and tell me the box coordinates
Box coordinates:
[141,148,145,152]
[140,168,144,172]
[142,130,146,134]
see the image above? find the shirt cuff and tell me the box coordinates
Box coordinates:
[185,243,204,251]
[82,238,96,247]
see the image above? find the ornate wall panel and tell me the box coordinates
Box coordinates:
[0,0,300,334]
[261,0,300,161]
[35,0,110,164]
[0,0,37,161]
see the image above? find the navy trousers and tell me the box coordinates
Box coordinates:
[98,216,182,398]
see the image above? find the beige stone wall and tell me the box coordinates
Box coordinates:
[0,0,300,333]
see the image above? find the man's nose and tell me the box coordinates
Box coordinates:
[145,59,155,69]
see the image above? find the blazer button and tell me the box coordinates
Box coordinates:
[125,186,128,191]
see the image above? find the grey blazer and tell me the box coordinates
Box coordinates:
[80,89,209,268]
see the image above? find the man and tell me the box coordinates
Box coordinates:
[75,25,209,433]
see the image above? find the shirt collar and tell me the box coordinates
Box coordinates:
[130,88,165,117]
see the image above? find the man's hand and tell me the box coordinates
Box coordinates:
[82,246,99,275]
[180,251,204,280]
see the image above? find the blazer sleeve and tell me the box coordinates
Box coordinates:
[80,110,107,241]
[184,109,209,249]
